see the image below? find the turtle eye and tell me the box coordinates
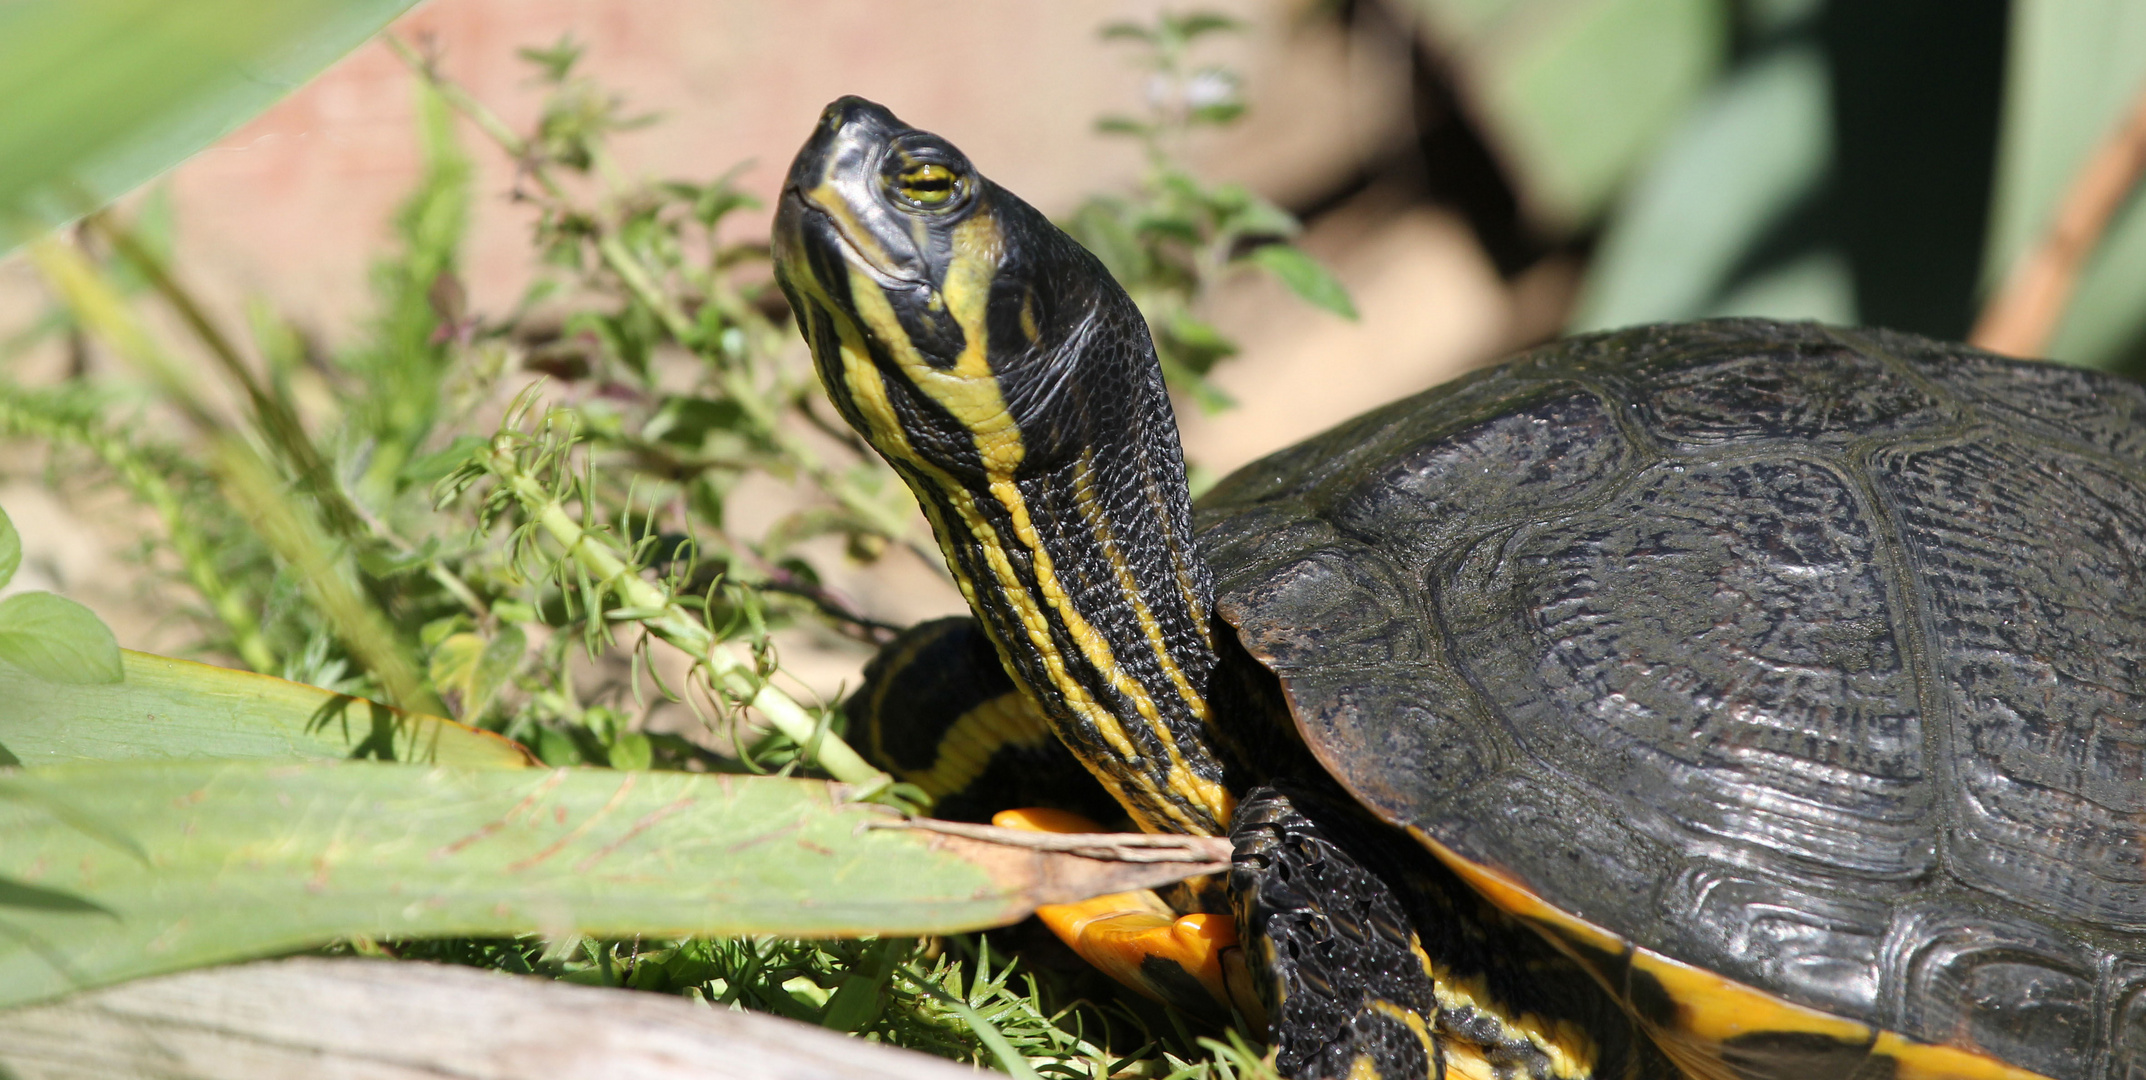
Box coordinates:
[890,162,965,211]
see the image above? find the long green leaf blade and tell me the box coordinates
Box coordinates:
[0,760,1219,1010]
[0,650,532,768]
[1570,46,1847,330]
[0,0,423,251]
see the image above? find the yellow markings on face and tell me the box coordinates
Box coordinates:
[1345,1055,1385,1080]
[1017,288,1040,344]
[875,690,1053,798]
[802,178,904,281]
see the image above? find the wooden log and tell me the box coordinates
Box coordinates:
[0,957,986,1080]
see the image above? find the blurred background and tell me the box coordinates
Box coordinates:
[3,0,2145,705]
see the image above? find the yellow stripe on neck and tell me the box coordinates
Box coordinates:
[818,219,1232,836]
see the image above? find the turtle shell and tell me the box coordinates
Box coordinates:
[1196,319,2146,1080]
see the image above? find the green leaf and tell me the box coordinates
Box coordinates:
[1982,0,2146,368]
[0,0,426,252]
[1166,13,1244,41]
[400,434,488,488]
[1245,244,1358,320]
[607,731,653,772]
[0,876,113,916]
[427,626,525,722]
[0,760,1223,1009]
[1189,102,1246,127]
[0,503,17,591]
[1093,115,1153,139]
[1570,46,1848,329]
[517,35,585,84]
[0,592,122,686]
[0,649,531,768]
[1406,0,1728,230]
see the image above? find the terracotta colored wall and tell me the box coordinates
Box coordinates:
[164,0,1396,335]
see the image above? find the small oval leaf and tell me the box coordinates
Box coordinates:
[1245,243,1358,320]
[0,592,122,685]
[0,504,18,591]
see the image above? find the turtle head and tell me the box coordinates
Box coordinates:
[775,97,1235,838]
[774,96,1131,479]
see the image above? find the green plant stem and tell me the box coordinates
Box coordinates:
[395,40,920,561]
[0,388,278,673]
[85,211,365,539]
[596,233,697,345]
[30,232,434,709]
[483,442,888,788]
[384,35,567,202]
[25,237,219,431]
[217,440,439,713]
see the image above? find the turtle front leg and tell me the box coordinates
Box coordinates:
[1230,784,1678,1080]
[1230,784,1452,1078]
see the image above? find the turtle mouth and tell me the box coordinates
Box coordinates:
[777,185,927,291]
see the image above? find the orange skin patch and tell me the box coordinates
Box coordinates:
[994,808,1251,1022]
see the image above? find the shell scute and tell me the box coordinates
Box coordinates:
[1623,336,1948,448]
[1440,456,1933,882]
[1884,901,2100,1078]
[1874,435,2146,926]
[1871,327,2146,462]
[1325,386,1636,571]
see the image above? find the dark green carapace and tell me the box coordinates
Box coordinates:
[781,96,2146,1080]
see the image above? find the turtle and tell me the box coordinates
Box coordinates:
[770,95,2146,1080]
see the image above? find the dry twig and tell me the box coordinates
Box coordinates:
[1972,78,2146,357]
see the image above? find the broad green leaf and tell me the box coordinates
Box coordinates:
[1570,47,1848,330]
[0,504,18,591]
[0,0,424,252]
[0,760,1224,1009]
[1983,1,2146,367]
[0,592,122,686]
[0,649,531,768]
[1407,0,1728,230]
[1245,244,1358,320]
